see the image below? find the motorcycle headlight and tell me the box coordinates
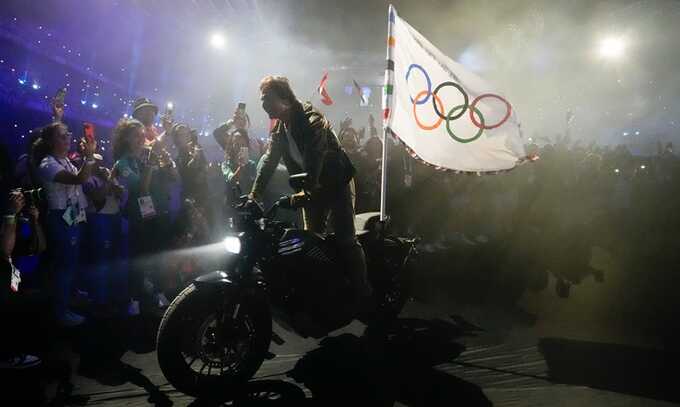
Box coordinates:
[222,236,242,254]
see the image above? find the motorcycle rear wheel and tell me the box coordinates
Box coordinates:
[156,283,271,401]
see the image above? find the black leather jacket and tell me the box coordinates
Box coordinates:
[251,102,355,199]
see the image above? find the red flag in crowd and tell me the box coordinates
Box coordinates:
[318,72,333,105]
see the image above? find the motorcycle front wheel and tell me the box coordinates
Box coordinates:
[156,283,272,401]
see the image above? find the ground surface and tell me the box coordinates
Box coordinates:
[8,297,676,407]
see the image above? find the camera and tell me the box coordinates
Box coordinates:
[17,188,45,207]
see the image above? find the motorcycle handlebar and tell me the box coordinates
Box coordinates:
[235,192,306,226]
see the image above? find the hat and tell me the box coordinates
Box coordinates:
[171,122,189,133]
[132,97,158,115]
[170,122,190,139]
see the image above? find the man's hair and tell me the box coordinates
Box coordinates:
[259,75,297,103]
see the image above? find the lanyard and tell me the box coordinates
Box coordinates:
[53,156,81,202]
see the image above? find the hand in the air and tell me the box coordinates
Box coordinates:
[52,103,64,122]
[79,137,97,159]
[8,190,25,215]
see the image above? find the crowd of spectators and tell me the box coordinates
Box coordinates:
[0,96,279,369]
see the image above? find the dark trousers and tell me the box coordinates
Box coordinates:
[46,211,82,319]
[83,213,122,305]
[128,214,171,301]
[302,182,371,298]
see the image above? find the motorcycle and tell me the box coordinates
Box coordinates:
[156,173,418,400]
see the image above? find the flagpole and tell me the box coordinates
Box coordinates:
[380,121,389,222]
[380,4,395,222]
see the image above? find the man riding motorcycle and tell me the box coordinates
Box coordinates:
[249,75,371,308]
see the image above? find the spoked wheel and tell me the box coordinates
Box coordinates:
[157,284,271,401]
[185,311,254,377]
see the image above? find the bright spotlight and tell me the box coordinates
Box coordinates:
[91,103,98,109]
[31,82,40,90]
[640,165,646,170]
[210,32,226,50]
[599,36,626,59]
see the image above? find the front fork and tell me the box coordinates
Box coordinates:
[213,254,259,348]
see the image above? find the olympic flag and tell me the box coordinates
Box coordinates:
[382,5,527,172]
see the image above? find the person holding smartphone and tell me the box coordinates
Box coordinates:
[33,122,96,326]
[212,103,255,206]
[221,129,257,198]
[171,123,209,208]
[111,118,159,316]
[212,102,250,153]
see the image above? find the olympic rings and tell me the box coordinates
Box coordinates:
[432,81,468,121]
[404,64,513,143]
[413,90,444,130]
[446,105,485,144]
[405,64,431,105]
[469,93,512,130]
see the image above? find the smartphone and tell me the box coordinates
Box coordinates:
[165,102,174,117]
[83,122,96,144]
[237,102,246,113]
[54,88,67,107]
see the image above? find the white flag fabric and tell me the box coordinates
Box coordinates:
[383,5,527,173]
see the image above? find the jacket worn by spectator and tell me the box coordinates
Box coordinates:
[251,102,355,198]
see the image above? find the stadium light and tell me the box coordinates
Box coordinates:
[598,36,626,59]
[210,32,226,50]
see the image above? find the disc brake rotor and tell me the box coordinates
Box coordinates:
[185,312,255,374]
